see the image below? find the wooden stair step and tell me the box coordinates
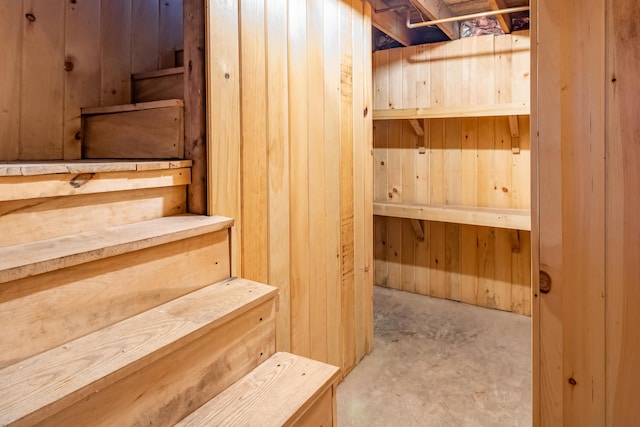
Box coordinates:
[0,278,278,426]
[0,214,233,284]
[0,159,191,177]
[81,100,184,159]
[132,67,184,103]
[177,352,341,426]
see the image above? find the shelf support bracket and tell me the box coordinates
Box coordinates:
[410,219,425,241]
[509,115,520,154]
[509,230,521,253]
[408,119,424,136]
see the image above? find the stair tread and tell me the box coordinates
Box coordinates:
[0,159,192,177]
[0,214,233,284]
[0,277,278,426]
[177,352,340,426]
[82,99,183,116]
[132,66,184,80]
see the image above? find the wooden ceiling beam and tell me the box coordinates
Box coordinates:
[371,6,413,46]
[409,0,460,40]
[486,0,512,33]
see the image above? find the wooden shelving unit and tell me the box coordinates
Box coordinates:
[372,103,529,120]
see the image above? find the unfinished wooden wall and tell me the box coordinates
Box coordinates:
[0,0,183,161]
[372,32,531,315]
[534,0,640,424]
[206,0,373,376]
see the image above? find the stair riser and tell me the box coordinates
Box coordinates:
[133,73,184,103]
[0,186,187,247]
[31,299,276,427]
[0,231,230,369]
[82,106,184,159]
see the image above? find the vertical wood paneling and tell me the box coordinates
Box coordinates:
[131,0,160,74]
[159,0,183,68]
[240,0,269,283]
[64,0,101,160]
[266,0,291,354]
[288,0,311,358]
[100,0,132,106]
[21,0,65,159]
[0,2,23,160]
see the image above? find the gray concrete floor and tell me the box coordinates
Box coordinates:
[337,286,531,427]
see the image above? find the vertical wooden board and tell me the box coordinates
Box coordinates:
[443,39,462,108]
[307,0,327,363]
[387,48,402,109]
[606,0,640,422]
[444,118,461,205]
[159,0,183,69]
[477,227,496,309]
[460,224,478,306]
[401,46,417,109]
[512,115,531,209]
[184,0,207,214]
[386,218,402,291]
[64,0,101,160]
[494,34,513,104]
[323,0,341,367]
[460,36,477,106]
[429,221,446,298]
[131,0,160,74]
[101,0,132,106]
[0,1,22,160]
[511,30,530,108]
[288,0,310,358]
[493,228,512,311]
[414,120,430,296]
[429,43,445,108]
[429,119,445,204]
[363,0,374,355]
[206,0,241,274]
[445,223,461,301]
[339,0,355,373]
[21,0,65,160]
[476,117,494,208]
[372,50,389,110]
[400,122,416,293]
[492,116,512,208]
[240,0,269,284]
[373,216,389,287]
[460,118,478,207]
[387,120,403,202]
[266,0,291,354]
[475,35,496,105]
[373,121,389,201]
[415,45,430,108]
[511,230,531,315]
[351,0,368,364]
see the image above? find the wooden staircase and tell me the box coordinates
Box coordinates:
[0,161,340,423]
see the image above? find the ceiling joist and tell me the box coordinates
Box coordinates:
[486,0,512,33]
[371,4,413,46]
[409,0,460,40]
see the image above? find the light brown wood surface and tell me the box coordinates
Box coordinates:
[0,278,277,426]
[132,67,184,102]
[175,352,340,427]
[0,214,232,283]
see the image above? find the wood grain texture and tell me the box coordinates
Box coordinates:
[0,231,230,369]
[100,0,131,106]
[133,69,184,102]
[159,0,183,69]
[0,279,276,426]
[0,1,22,160]
[175,352,340,427]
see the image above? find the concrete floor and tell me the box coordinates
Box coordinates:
[337,286,531,427]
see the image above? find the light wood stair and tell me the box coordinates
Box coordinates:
[81,100,184,159]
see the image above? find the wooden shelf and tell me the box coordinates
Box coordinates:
[373,202,531,231]
[372,103,530,120]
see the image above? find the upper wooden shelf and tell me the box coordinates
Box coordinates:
[373,201,531,231]
[372,103,530,120]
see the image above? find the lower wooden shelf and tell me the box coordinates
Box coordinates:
[373,201,531,231]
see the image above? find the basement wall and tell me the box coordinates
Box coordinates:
[0,0,183,161]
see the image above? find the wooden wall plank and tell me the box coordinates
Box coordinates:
[131,0,160,74]
[100,0,132,106]
[401,122,416,293]
[64,0,101,160]
[0,1,23,161]
[159,0,183,69]
[266,0,291,354]
[288,0,311,358]
[21,0,65,159]
[372,50,389,110]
